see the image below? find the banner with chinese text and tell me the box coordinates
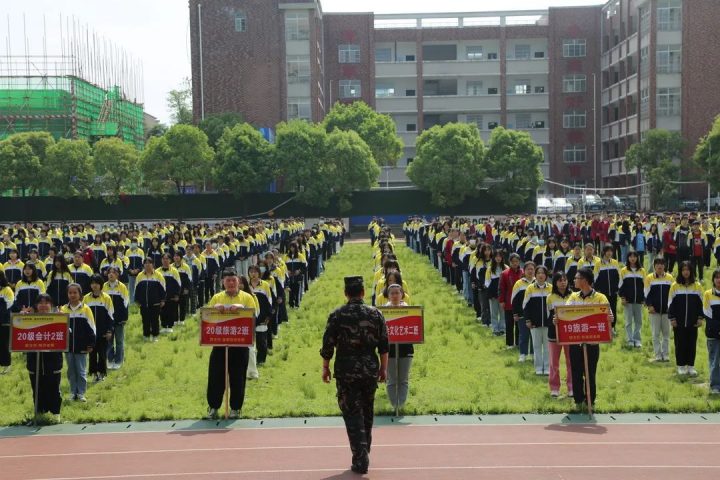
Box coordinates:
[199,308,255,347]
[378,306,424,344]
[555,304,612,345]
[11,313,69,352]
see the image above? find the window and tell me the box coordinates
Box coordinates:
[534,51,545,58]
[657,1,682,31]
[513,44,531,60]
[466,46,483,60]
[405,89,416,97]
[487,52,498,60]
[515,113,532,129]
[657,45,682,73]
[339,80,361,98]
[640,46,650,76]
[288,98,311,120]
[563,74,587,93]
[466,81,484,96]
[513,80,531,95]
[285,12,309,40]
[339,44,360,64]
[565,180,587,195]
[286,55,310,84]
[487,87,498,95]
[640,87,650,114]
[375,47,392,62]
[406,123,417,132]
[640,6,651,34]
[563,110,587,128]
[375,84,395,97]
[563,39,586,58]
[465,114,483,130]
[234,12,247,32]
[563,145,587,163]
[657,87,681,115]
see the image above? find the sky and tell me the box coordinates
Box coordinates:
[4,0,603,124]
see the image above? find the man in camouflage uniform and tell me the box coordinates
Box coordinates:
[321,276,389,474]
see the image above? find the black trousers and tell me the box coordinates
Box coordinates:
[256,330,268,364]
[665,253,677,273]
[454,266,463,292]
[204,275,216,304]
[89,336,108,375]
[207,346,249,411]
[337,378,377,468]
[569,344,599,405]
[608,294,618,329]
[674,325,698,367]
[140,305,161,337]
[505,311,519,347]
[197,280,206,307]
[29,372,62,414]
[0,325,10,367]
[691,256,704,283]
[189,286,198,313]
[178,294,189,321]
[161,299,179,328]
[288,276,302,308]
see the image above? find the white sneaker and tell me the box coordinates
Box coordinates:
[229,409,240,419]
[712,388,720,395]
[550,390,559,397]
[535,369,543,375]
[206,407,218,419]
[518,354,526,363]
[678,366,688,375]
[144,336,151,342]
[688,367,698,377]
[77,395,87,403]
[167,328,174,333]
[152,336,159,342]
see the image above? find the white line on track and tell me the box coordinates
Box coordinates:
[2,441,720,460]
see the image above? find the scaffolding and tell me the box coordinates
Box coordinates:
[0,14,144,149]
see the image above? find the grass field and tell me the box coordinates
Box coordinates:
[1,242,719,426]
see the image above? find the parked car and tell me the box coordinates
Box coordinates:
[619,196,637,211]
[537,197,554,215]
[605,195,625,212]
[583,194,605,212]
[552,197,574,214]
[679,199,701,211]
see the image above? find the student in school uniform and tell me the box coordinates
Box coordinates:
[62,283,96,402]
[46,255,73,308]
[103,267,129,370]
[158,254,181,334]
[173,251,193,325]
[668,261,704,377]
[594,245,621,333]
[703,269,720,394]
[523,265,552,376]
[619,251,647,348]
[0,272,14,374]
[84,275,114,382]
[547,272,572,397]
[248,265,273,365]
[484,249,508,336]
[512,262,536,362]
[383,283,414,409]
[68,252,94,295]
[3,249,24,290]
[135,258,166,342]
[13,263,45,313]
[644,257,674,362]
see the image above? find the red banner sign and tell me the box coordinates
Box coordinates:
[378,306,424,344]
[11,314,69,352]
[200,308,255,347]
[555,305,612,345]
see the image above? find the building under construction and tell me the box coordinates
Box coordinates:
[0,15,145,149]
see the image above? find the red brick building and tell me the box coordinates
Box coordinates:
[189,0,720,194]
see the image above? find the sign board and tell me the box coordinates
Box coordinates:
[378,306,424,344]
[555,304,612,345]
[199,307,255,347]
[11,313,69,352]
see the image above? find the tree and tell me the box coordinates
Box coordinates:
[166,77,193,125]
[648,160,680,210]
[199,112,245,150]
[141,124,214,194]
[485,127,544,208]
[323,101,403,167]
[325,129,380,211]
[145,123,168,140]
[45,139,95,198]
[214,123,275,196]
[694,114,720,192]
[626,129,685,209]
[0,132,55,196]
[93,138,141,203]
[406,123,486,207]
[275,120,334,207]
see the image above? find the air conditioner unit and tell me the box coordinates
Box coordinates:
[488,122,499,129]
[535,86,545,93]
[488,87,498,95]
[533,121,545,128]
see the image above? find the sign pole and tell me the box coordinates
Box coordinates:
[394,343,400,418]
[224,346,229,420]
[33,351,41,426]
[583,344,593,418]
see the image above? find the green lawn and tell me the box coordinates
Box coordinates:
[1,242,719,426]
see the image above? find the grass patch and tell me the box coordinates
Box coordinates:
[1,242,720,426]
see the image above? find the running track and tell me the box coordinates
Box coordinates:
[2,415,720,479]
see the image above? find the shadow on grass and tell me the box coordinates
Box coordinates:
[167,420,236,436]
[321,470,361,480]
[545,418,608,435]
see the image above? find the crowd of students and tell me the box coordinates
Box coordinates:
[396,211,720,403]
[0,218,345,418]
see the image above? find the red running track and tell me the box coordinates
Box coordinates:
[2,422,720,480]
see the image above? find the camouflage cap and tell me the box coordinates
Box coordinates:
[344,276,364,289]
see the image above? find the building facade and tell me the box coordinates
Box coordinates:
[189,0,720,195]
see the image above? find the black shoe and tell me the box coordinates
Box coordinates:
[351,464,368,474]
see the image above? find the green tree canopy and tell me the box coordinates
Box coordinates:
[214,123,275,196]
[93,137,141,203]
[406,123,486,207]
[141,124,214,194]
[45,139,95,198]
[694,114,720,191]
[325,129,380,211]
[0,132,55,196]
[166,77,193,125]
[485,127,544,208]
[626,129,685,209]
[323,101,403,167]
[199,112,245,150]
[275,120,334,207]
